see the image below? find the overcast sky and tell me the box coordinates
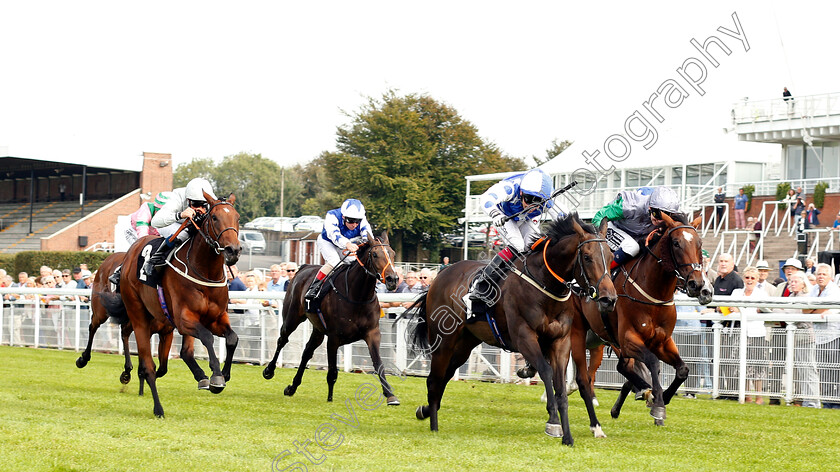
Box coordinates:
[0,1,834,172]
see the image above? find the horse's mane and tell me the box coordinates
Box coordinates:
[646,212,692,247]
[533,212,595,250]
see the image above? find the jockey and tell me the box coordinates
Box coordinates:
[141,178,217,276]
[109,191,172,285]
[468,168,564,314]
[128,192,172,242]
[592,185,681,269]
[304,199,372,304]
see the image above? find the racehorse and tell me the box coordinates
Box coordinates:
[77,252,143,391]
[100,191,241,417]
[262,231,400,405]
[572,211,712,426]
[405,213,616,446]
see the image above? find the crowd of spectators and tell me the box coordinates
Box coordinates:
[692,254,840,408]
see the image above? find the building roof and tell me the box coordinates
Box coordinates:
[0,146,145,173]
[0,156,139,180]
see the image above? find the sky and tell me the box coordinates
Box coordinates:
[0,1,835,173]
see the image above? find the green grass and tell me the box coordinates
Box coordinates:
[0,345,838,472]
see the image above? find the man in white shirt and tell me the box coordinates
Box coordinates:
[807,263,840,408]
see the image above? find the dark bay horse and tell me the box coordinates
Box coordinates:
[572,211,712,426]
[77,252,141,389]
[406,213,616,446]
[101,191,241,417]
[263,231,400,405]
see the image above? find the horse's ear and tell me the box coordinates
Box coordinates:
[228,193,236,205]
[598,217,609,237]
[572,218,587,239]
[366,230,376,243]
[203,190,217,205]
[660,211,675,226]
[691,215,701,229]
[379,230,389,244]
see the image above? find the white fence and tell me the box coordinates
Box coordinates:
[1,288,839,407]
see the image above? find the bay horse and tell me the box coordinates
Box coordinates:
[262,231,400,405]
[77,252,142,390]
[101,191,241,417]
[405,213,616,446]
[571,211,712,426]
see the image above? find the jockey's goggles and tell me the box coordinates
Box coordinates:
[649,208,668,219]
[521,193,541,206]
[344,217,361,225]
[188,199,206,208]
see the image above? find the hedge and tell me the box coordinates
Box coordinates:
[4,251,112,276]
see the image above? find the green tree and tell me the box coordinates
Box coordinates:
[323,90,526,259]
[213,153,285,222]
[533,139,573,166]
[173,157,215,188]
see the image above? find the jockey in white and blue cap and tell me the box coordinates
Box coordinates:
[305,198,372,303]
[468,169,566,314]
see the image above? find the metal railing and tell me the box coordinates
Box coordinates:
[733,92,840,124]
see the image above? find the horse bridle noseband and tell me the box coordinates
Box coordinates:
[645,224,703,292]
[529,234,610,301]
[353,238,396,284]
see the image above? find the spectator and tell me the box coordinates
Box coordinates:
[806,203,821,227]
[266,264,287,292]
[418,268,434,292]
[226,265,246,318]
[40,275,66,347]
[283,262,298,291]
[701,253,743,397]
[242,272,275,360]
[713,187,726,226]
[783,87,794,114]
[795,186,805,200]
[797,210,808,254]
[755,260,774,292]
[806,263,840,409]
[71,268,86,289]
[784,271,820,408]
[405,272,422,293]
[748,217,762,252]
[730,267,769,404]
[833,212,840,230]
[792,197,805,230]
[440,256,451,270]
[702,250,717,282]
[675,301,709,394]
[773,258,809,296]
[39,265,52,279]
[733,188,748,230]
[804,258,816,275]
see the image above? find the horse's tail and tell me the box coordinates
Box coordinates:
[96,291,128,325]
[400,293,430,354]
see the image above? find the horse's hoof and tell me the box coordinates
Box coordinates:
[209,375,226,394]
[545,423,563,438]
[224,372,231,382]
[592,397,599,407]
[654,418,665,426]
[327,396,333,402]
[119,371,131,384]
[416,406,429,420]
[262,367,275,380]
[591,425,607,438]
[197,379,210,390]
[562,436,574,447]
[643,389,654,408]
[284,385,296,397]
[386,396,400,406]
[610,407,621,419]
[154,407,165,418]
[75,357,88,368]
[650,406,666,421]
[516,366,537,379]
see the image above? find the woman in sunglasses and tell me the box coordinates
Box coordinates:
[305,198,372,302]
[592,185,681,269]
[469,168,563,315]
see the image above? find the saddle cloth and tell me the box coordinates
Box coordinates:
[136,237,167,288]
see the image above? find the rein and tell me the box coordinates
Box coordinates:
[329,238,395,305]
[518,234,609,302]
[617,224,701,306]
[167,200,238,287]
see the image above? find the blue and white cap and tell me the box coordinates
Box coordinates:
[520,169,553,200]
[340,199,366,219]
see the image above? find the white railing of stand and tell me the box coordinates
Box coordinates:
[762,200,792,237]
[699,203,729,237]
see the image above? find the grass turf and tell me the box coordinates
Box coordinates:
[0,345,838,472]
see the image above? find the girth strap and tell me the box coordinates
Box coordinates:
[510,267,571,302]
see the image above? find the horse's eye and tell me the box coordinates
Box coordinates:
[584,255,592,262]
[672,240,680,248]
[372,252,378,258]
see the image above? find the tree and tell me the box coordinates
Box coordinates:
[533,139,573,166]
[173,158,215,188]
[214,153,285,222]
[323,90,526,259]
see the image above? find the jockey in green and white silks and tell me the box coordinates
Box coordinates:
[468,169,566,315]
[591,186,681,269]
[305,199,372,302]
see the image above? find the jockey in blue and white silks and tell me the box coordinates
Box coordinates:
[469,168,565,314]
[305,199,372,302]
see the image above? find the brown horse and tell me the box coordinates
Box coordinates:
[572,211,712,426]
[263,231,400,405]
[406,213,616,446]
[77,252,140,388]
[101,191,241,417]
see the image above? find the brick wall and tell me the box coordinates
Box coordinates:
[39,152,174,251]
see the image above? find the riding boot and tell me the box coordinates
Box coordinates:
[108,266,122,286]
[305,278,324,303]
[142,241,175,276]
[469,253,511,305]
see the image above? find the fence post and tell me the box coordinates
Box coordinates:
[34,300,41,348]
[344,344,353,373]
[0,297,4,345]
[500,351,511,383]
[9,304,15,347]
[75,298,81,352]
[395,318,407,373]
[260,313,266,366]
[785,323,796,405]
[738,313,748,403]
[712,322,722,398]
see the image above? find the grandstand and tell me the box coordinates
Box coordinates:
[0,152,172,253]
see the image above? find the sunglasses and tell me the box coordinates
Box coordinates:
[743,276,757,280]
[188,199,205,208]
[62,274,71,277]
[286,269,296,273]
[344,217,361,225]
[418,276,428,280]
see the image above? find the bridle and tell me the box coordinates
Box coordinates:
[645,224,703,292]
[523,233,610,301]
[354,238,396,284]
[327,237,397,305]
[193,200,239,255]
